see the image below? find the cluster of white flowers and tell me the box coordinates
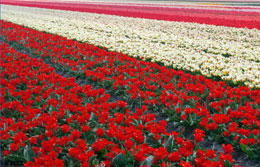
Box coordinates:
[2,5,260,88]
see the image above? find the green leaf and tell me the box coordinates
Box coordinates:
[23,145,35,162]
[90,113,99,122]
[144,134,161,148]
[144,134,154,145]
[188,114,195,126]
[163,135,175,153]
[112,153,127,167]
[88,155,97,167]
[223,106,230,115]
[240,144,254,158]
[224,160,233,167]
[140,155,154,167]
[62,155,70,166]
[85,133,96,145]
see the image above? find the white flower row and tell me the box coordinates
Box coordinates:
[1,5,260,88]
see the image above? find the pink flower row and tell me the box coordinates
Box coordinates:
[2,0,260,29]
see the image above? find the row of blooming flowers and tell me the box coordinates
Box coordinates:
[1,40,239,166]
[2,5,260,88]
[2,0,260,29]
[1,20,260,165]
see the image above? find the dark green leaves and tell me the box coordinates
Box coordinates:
[23,145,35,162]
[140,155,154,167]
[163,135,175,153]
[112,153,127,167]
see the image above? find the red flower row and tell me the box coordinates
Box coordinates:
[1,20,260,165]
[1,42,240,166]
[2,20,260,158]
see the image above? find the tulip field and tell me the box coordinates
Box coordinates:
[1,0,260,167]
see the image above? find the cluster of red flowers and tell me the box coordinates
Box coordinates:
[2,0,260,30]
[0,42,236,167]
[1,20,260,166]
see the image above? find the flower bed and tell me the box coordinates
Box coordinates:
[2,0,260,29]
[2,5,260,88]
[1,21,260,167]
[1,41,242,167]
